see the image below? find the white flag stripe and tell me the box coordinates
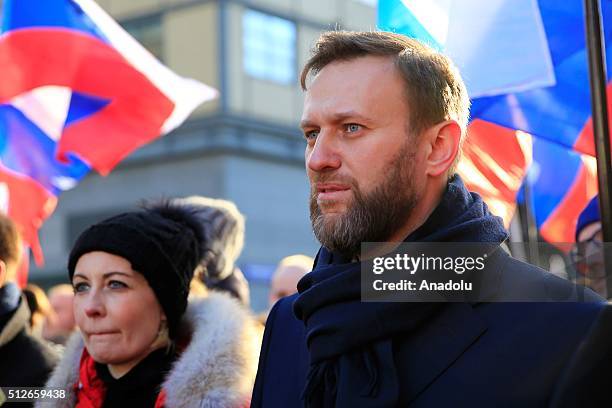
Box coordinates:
[72,0,218,133]
[10,86,72,142]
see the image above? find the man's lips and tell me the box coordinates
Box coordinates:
[316,183,351,201]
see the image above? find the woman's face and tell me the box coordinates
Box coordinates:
[72,251,166,371]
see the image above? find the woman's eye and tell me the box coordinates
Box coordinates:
[73,282,89,293]
[108,280,127,289]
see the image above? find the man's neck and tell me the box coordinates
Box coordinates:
[388,179,446,243]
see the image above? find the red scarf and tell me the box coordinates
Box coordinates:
[74,349,166,408]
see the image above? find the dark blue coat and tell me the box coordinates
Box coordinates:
[252,252,610,407]
[253,177,612,407]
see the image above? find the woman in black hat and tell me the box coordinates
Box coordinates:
[39,201,261,407]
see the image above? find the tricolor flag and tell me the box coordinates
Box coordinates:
[520,139,598,243]
[379,0,611,242]
[0,0,217,269]
[458,120,532,228]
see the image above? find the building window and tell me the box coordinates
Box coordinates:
[243,9,296,84]
[121,15,164,61]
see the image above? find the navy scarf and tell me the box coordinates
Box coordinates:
[294,175,508,407]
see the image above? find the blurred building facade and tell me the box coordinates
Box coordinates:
[9,0,376,310]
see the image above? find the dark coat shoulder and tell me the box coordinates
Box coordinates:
[0,301,59,388]
[252,253,608,407]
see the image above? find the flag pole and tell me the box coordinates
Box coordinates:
[518,183,540,266]
[583,0,612,298]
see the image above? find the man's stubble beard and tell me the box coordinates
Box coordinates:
[309,139,419,259]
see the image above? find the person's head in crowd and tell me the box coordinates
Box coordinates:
[300,31,469,260]
[23,283,54,337]
[0,213,59,388]
[46,200,261,406]
[172,196,250,306]
[0,213,22,287]
[572,195,605,297]
[42,283,76,344]
[67,201,205,378]
[269,254,313,306]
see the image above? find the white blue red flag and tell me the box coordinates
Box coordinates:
[0,0,217,266]
[379,0,610,242]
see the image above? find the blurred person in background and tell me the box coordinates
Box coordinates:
[42,284,76,345]
[0,214,59,389]
[189,275,209,299]
[268,254,313,307]
[23,283,54,338]
[41,201,261,407]
[172,196,251,306]
[572,195,606,297]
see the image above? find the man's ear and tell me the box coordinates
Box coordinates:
[0,260,7,286]
[424,120,462,177]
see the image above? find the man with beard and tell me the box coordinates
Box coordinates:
[251,31,611,407]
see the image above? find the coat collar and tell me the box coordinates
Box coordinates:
[163,292,261,407]
[39,292,261,408]
[0,297,29,347]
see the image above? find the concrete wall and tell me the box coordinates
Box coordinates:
[165,2,220,115]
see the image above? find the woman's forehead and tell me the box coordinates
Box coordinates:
[74,251,137,278]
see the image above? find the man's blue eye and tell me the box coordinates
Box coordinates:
[346,124,361,133]
[305,130,319,140]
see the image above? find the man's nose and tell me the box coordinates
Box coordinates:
[306,131,341,172]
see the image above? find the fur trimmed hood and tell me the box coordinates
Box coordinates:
[38,292,262,407]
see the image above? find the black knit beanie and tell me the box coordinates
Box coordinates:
[67,201,204,339]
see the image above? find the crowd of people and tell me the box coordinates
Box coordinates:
[0,30,611,407]
[0,194,311,407]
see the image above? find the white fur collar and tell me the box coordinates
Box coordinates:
[38,292,262,407]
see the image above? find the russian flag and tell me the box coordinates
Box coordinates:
[521,139,598,243]
[458,120,532,228]
[379,0,611,242]
[0,0,217,267]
